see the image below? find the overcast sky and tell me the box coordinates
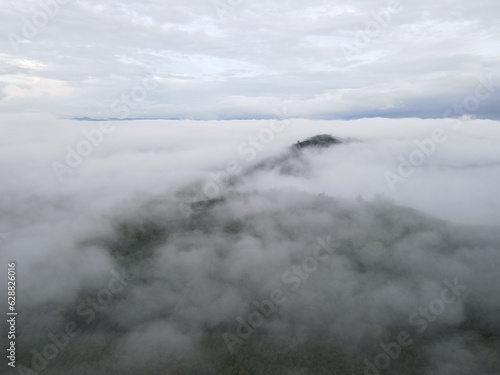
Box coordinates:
[2,0,500,120]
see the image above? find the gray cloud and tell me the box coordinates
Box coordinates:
[1,0,499,119]
[1,115,500,374]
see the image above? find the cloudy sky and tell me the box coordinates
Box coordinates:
[2,0,500,120]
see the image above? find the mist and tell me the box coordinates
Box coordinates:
[1,114,499,374]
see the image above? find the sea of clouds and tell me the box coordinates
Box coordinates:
[1,114,499,375]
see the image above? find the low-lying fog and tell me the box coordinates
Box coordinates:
[1,114,499,375]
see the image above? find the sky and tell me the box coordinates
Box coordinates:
[2,0,500,120]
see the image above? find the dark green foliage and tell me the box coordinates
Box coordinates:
[292,135,343,150]
[198,334,366,375]
[110,219,166,264]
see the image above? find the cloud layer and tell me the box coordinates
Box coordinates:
[1,115,499,374]
[1,0,500,119]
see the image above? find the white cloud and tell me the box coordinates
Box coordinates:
[0,0,499,119]
[1,115,499,374]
